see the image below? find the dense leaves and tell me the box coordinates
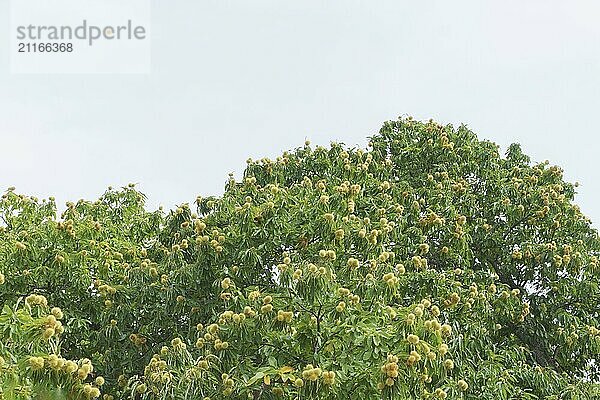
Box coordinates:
[1,117,599,399]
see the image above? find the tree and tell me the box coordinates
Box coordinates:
[0,117,599,399]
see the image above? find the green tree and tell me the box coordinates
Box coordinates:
[1,117,599,399]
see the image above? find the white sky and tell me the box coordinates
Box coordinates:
[0,1,599,225]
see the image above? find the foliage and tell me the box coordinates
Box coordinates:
[1,117,599,399]
[0,295,101,399]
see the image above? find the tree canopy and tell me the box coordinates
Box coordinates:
[1,117,599,399]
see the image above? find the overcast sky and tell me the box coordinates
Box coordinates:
[1,1,598,226]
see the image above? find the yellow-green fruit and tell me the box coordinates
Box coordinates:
[29,356,45,370]
[441,324,452,336]
[261,304,273,313]
[407,334,419,345]
[77,368,89,380]
[43,327,56,339]
[221,277,231,289]
[51,307,64,319]
[323,370,336,385]
[444,359,454,370]
[439,343,449,356]
[64,360,78,373]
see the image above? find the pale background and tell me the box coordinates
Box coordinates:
[0,1,598,225]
